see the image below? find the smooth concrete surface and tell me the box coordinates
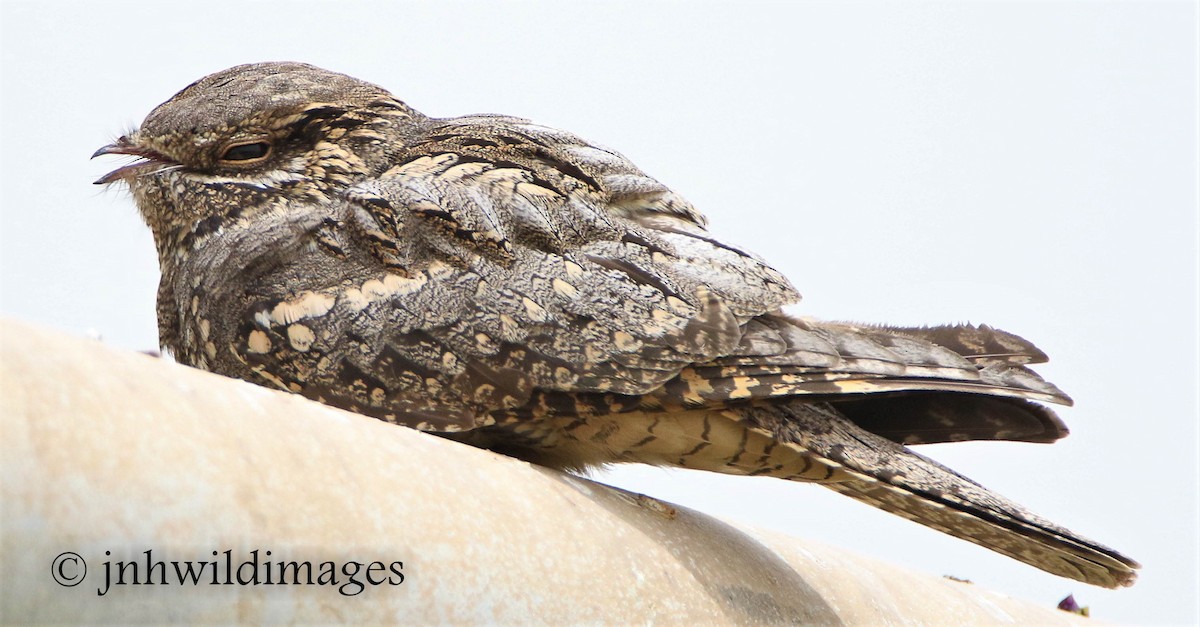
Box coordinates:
[0,319,1089,625]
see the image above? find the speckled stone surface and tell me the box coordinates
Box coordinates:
[0,319,1088,624]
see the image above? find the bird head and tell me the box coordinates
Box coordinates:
[93,61,425,262]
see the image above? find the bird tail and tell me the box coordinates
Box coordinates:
[741,400,1140,588]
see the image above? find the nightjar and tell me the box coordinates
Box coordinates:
[94,62,1138,588]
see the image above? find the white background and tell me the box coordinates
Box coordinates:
[2,1,1196,623]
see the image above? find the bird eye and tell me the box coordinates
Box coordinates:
[219,140,272,163]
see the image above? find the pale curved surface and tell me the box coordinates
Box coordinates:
[0,319,1088,625]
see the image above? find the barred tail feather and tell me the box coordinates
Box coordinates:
[740,401,1139,588]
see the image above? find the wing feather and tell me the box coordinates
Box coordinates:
[322,116,1072,447]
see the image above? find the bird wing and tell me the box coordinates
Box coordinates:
[329,115,1073,448]
[317,115,796,429]
[654,316,1072,444]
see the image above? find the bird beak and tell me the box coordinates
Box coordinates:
[91,141,129,159]
[92,137,175,185]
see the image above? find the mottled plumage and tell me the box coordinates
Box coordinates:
[95,62,1138,587]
